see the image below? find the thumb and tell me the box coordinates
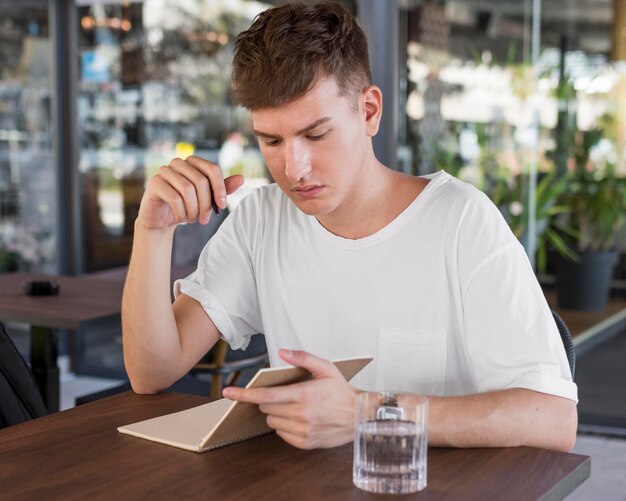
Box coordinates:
[279,349,341,380]
[225,174,245,195]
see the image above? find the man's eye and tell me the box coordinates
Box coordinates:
[264,139,281,147]
[308,131,329,141]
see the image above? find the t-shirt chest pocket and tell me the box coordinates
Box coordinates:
[375,329,447,396]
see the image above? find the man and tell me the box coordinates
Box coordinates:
[123,1,577,451]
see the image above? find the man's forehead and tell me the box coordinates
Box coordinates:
[251,78,352,130]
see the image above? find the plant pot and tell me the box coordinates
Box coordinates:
[556,250,619,311]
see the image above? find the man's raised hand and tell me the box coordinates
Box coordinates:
[137,156,245,230]
[222,350,359,450]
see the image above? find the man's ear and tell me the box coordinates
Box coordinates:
[362,85,383,136]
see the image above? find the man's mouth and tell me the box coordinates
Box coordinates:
[292,185,324,199]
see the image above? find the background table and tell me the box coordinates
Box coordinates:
[0,272,123,412]
[0,392,590,499]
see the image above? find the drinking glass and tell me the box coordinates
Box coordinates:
[353,392,428,494]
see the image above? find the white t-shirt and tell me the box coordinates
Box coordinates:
[175,171,577,402]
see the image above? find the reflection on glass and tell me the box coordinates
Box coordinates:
[402,0,625,277]
[0,6,55,273]
[77,0,271,271]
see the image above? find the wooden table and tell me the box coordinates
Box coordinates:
[0,392,590,500]
[0,272,123,412]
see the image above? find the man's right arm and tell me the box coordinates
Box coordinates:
[121,156,244,394]
[122,222,221,393]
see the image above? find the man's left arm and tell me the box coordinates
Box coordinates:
[222,350,577,451]
[428,387,577,451]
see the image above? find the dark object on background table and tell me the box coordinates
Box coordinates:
[23,280,60,296]
[0,322,47,428]
[0,272,124,413]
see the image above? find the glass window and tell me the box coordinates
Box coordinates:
[0,2,55,273]
[401,0,538,258]
[400,0,625,278]
[538,0,626,301]
[76,0,272,271]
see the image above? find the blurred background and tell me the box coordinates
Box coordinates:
[2,0,625,273]
[1,0,625,287]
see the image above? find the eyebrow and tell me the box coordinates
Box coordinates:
[253,116,332,139]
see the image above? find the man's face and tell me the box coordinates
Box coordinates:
[251,77,376,219]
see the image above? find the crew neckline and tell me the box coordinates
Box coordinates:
[308,170,453,248]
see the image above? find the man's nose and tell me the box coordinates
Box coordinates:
[284,142,312,182]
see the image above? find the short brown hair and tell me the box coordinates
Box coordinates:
[231,1,371,110]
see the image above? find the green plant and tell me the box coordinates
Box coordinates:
[0,244,19,272]
[509,172,578,274]
[549,119,626,254]
[562,164,626,253]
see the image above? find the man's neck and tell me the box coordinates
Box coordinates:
[316,164,427,240]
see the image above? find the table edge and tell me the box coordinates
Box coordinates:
[539,454,591,501]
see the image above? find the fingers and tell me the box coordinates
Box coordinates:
[268,416,316,449]
[276,429,314,450]
[222,382,312,405]
[150,156,244,225]
[279,349,342,380]
[223,369,356,449]
[177,156,224,222]
[222,351,342,405]
[225,174,245,195]
[185,158,245,207]
[267,409,337,450]
[157,159,204,223]
[260,402,301,419]
[140,175,188,226]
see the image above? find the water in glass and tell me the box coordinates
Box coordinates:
[353,418,426,494]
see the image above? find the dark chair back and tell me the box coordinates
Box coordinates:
[192,335,269,399]
[0,322,47,428]
[551,310,576,378]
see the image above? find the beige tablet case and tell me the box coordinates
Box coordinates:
[117,356,373,452]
